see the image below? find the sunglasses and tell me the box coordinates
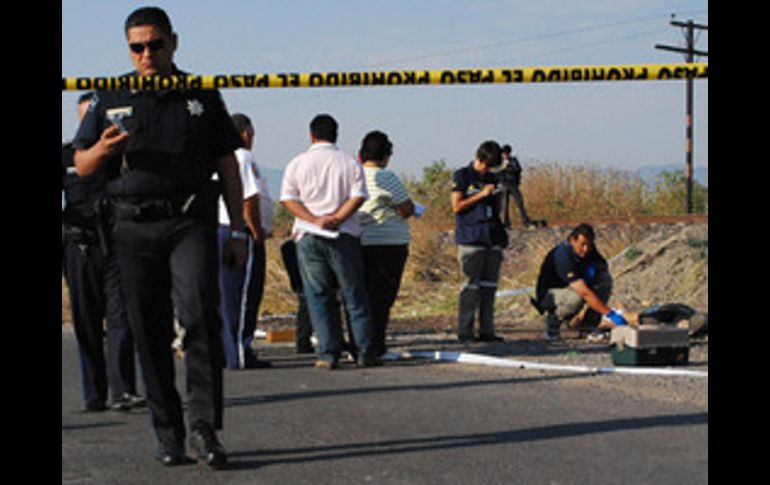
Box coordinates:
[129,39,165,54]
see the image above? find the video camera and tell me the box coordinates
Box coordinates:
[493,155,522,188]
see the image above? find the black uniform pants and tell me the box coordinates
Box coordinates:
[112,215,224,449]
[502,185,531,226]
[63,240,137,408]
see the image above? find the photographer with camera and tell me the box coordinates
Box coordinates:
[499,144,535,228]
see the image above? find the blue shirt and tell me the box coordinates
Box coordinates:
[535,240,608,302]
[451,163,507,247]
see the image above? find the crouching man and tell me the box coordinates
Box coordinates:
[533,223,627,340]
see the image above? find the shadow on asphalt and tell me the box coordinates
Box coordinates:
[224,372,589,409]
[224,412,708,471]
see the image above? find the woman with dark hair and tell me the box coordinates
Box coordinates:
[358,131,415,357]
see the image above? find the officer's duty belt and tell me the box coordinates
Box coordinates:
[112,195,195,221]
[62,224,99,245]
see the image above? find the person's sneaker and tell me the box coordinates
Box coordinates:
[111,392,147,411]
[188,426,227,469]
[314,359,339,370]
[155,442,192,467]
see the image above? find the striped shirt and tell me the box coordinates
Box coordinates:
[358,166,411,246]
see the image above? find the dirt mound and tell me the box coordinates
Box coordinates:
[498,220,708,312]
[485,220,708,330]
[608,222,708,313]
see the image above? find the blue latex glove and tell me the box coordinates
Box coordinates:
[605,309,628,326]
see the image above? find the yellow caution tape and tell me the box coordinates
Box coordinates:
[62,62,707,91]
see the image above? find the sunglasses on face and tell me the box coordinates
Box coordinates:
[128,38,165,54]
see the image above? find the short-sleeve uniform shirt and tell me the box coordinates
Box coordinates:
[535,240,608,302]
[72,69,242,199]
[451,163,506,247]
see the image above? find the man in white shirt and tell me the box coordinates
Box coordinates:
[217,114,272,369]
[280,114,378,369]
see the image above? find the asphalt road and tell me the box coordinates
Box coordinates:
[62,327,708,484]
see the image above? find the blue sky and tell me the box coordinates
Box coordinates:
[62,0,708,180]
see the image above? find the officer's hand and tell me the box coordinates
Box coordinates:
[99,124,130,157]
[223,238,247,269]
[481,184,496,197]
[604,309,628,326]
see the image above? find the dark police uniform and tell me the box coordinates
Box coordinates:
[62,141,139,411]
[452,163,507,248]
[534,240,609,303]
[451,163,508,340]
[534,240,612,335]
[72,68,242,453]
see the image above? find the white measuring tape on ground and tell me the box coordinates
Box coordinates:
[495,287,534,298]
[384,349,708,378]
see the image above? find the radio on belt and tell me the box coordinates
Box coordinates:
[610,324,689,366]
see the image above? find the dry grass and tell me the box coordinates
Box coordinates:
[62,163,706,328]
[62,276,72,325]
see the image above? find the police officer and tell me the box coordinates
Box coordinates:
[451,141,508,343]
[63,92,145,413]
[72,7,246,469]
[533,223,628,340]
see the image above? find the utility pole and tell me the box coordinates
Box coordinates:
[656,16,708,214]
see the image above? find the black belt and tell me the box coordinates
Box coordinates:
[62,224,99,245]
[112,194,196,221]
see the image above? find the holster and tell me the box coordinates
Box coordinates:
[93,197,113,256]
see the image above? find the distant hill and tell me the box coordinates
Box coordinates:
[636,164,708,187]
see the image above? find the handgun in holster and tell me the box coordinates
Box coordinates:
[93,197,113,257]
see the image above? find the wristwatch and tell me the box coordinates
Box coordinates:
[229,229,249,240]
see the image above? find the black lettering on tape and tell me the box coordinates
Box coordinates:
[214,75,229,88]
[157,76,173,90]
[387,72,402,85]
[440,71,455,84]
[140,76,156,90]
[76,78,92,90]
[62,63,707,91]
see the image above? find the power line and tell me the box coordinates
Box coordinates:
[346,10,708,71]
[655,16,708,214]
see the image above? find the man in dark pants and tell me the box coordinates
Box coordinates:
[499,144,534,228]
[280,239,314,354]
[72,7,246,469]
[62,92,145,413]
